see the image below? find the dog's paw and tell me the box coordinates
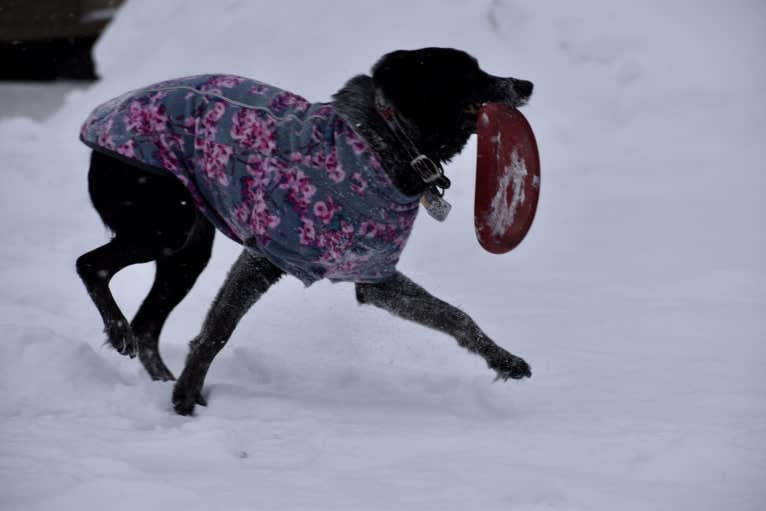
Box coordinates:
[138,349,176,382]
[488,351,532,381]
[172,380,207,416]
[104,321,137,358]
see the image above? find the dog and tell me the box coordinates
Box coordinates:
[76,48,534,415]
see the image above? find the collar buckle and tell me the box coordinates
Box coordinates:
[411,154,451,192]
[410,154,442,184]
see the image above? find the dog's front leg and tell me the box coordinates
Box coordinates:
[356,272,531,380]
[172,249,284,415]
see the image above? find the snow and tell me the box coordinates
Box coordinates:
[1,0,764,509]
[488,148,528,236]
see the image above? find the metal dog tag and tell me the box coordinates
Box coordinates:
[420,189,452,222]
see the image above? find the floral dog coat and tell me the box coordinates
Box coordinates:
[80,75,420,286]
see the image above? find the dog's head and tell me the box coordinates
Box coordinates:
[372,47,533,164]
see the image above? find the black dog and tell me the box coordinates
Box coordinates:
[76,48,533,415]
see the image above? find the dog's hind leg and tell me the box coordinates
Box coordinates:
[130,216,216,381]
[79,151,202,365]
[76,236,163,357]
[355,271,531,381]
[172,249,284,415]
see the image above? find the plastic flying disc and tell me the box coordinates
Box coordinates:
[475,103,540,254]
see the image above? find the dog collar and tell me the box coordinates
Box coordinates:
[374,91,451,192]
[374,91,452,222]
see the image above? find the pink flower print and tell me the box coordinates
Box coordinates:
[207,75,243,88]
[326,251,371,280]
[358,220,376,238]
[240,153,282,238]
[200,140,232,185]
[237,179,280,239]
[345,126,368,155]
[316,229,345,254]
[157,147,180,171]
[291,151,313,166]
[240,176,261,203]
[245,154,280,191]
[358,220,387,239]
[156,134,184,171]
[341,221,355,234]
[204,101,226,129]
[277,168,297,191]
[125,99,168,135]
[230,109,277,154]
[368,154,383,170]
[250,188,270,214]
[97,115,115,150]
[311,150,326,168]
[315,221,367,278]
[232,202,250,225]
[314,105,333,118]
[325,149,345,183]
[298,217,316,245]
[311,125,324,144]
[117,139,135,158]
[270,91,310,113]
[175,173,189,187]
[351,172,368,196]
[278,168,316,211]
[158,132,183,152]
[249,190,280,236]
[297,175,317,201]
[195,101,227,149]
[313,197,342,225]
[249,83,268,95]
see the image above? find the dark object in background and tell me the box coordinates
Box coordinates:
[0,0,123,80]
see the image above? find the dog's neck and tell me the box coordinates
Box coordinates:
[333,75,435,197]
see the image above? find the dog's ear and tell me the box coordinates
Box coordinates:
[371,50,433,118]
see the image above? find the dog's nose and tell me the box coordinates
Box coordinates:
[512,79,534,98]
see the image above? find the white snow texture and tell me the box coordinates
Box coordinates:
[1,1,764,510]
[488,148,529,237]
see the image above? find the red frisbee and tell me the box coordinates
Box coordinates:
[475,103,540,254]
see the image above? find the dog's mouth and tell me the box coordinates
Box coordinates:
[464,97,528,116]
[463,102,486,115]
[514,95,530,107]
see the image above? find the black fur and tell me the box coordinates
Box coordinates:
[335,48,532,196]
[76,48,533,415]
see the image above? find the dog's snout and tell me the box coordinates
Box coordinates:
[512,79,534,98]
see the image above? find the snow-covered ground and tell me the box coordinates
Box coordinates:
[1,1,764,509]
